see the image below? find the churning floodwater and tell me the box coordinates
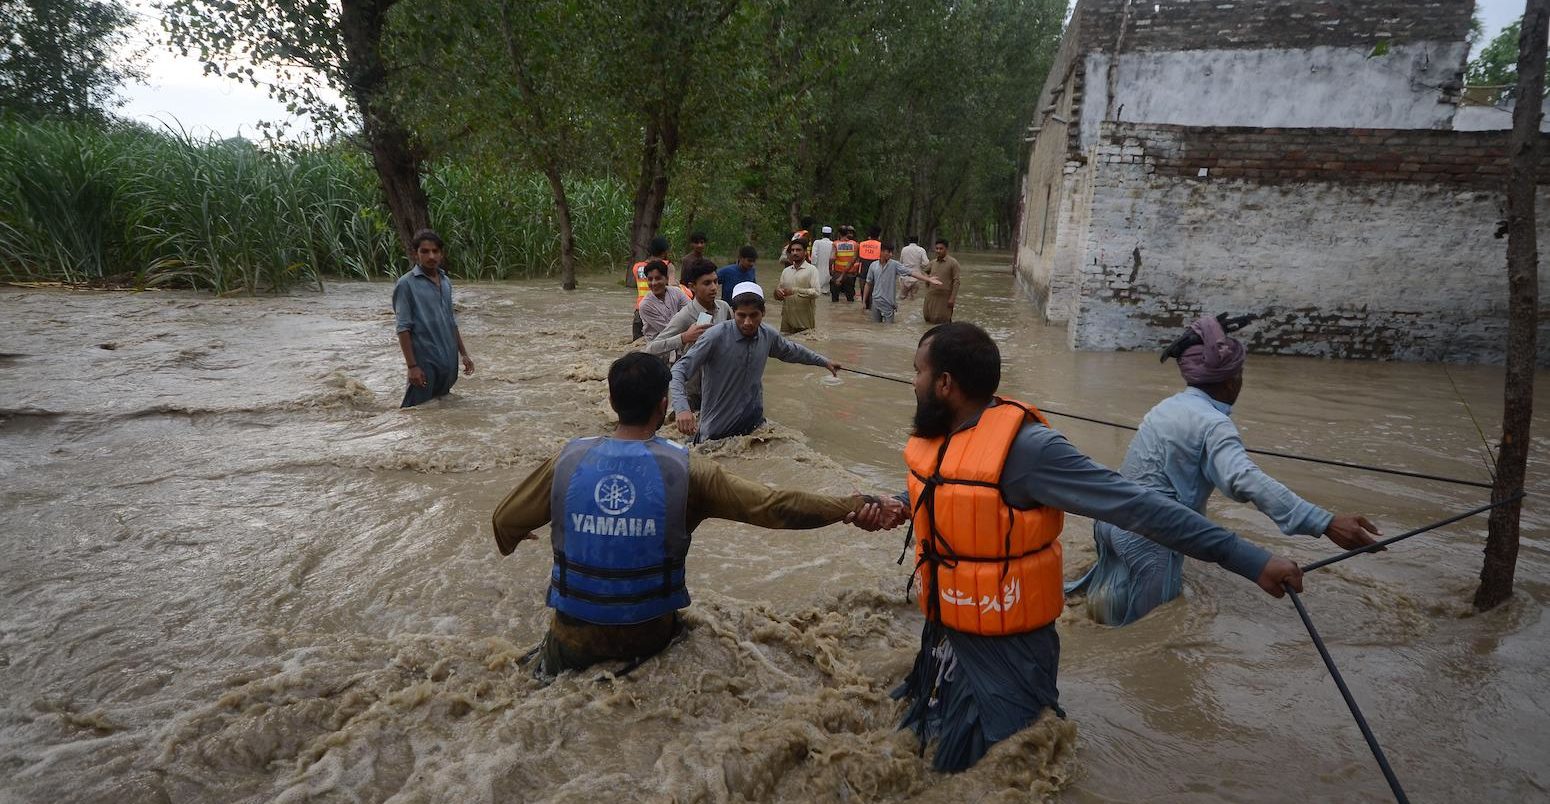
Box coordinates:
[2,254,1547,802]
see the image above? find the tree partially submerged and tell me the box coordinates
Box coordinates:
[160,0,431,252]
[1475,0,1547,612]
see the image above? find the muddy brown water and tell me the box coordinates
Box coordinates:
[1,254,1546,802]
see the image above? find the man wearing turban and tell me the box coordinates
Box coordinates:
[1066,315,1382,625]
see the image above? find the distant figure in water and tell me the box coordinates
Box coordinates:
[860,241,939,323]
[852,322,1306,772]
[393,229,474,408]
[491,352,894,676]
[1066,315,1382,625]
[670,282,840,442]
[921,238,960,324]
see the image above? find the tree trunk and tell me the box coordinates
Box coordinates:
[628,115,680,260]
[1475,0,1548,611]
[339,0,430,255]
[542,165,578,290]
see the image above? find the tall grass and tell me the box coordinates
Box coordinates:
[0,118,658,292]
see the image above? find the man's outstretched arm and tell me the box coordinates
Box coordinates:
[688,459,868,531]
[491,456,557,555]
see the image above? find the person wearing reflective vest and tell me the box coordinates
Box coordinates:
[830,227,860,303]
[859,322,1305,772]
[492,352,899,677]
[630,236,680,340]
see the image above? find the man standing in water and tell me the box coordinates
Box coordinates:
[858,322,1305,772]
[671,283,840,442]
[860,242,938,323]
[630,236,675,340]
[830,226,861,303]
[393,229,475,408]
[644,260,730,368]
[810,225,836,291]
[1066,315,1381,625]
[898,235,929,301]
[637,260,689,342]
[922,238,960,324]
[491,352,894,676]
[774,239,821,334]
[857,226,883,309]
[715,246,759,303]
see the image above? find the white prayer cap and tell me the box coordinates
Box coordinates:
[731,281,764,299]
[821,225,833,234]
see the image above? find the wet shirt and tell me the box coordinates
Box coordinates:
[716,264,757,302]
[1119,388,1333,535]
[392,265,459,371]
[643,298,732,364]
[669,322,830,442]
[638,287,690,341]
[900,243,929,273]
[810,237,835,286]
[865,259,909,309]
[778,261,821,334]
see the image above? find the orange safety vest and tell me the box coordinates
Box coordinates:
[904,398,1065,636]
[632,259,686,308]
[832,239,860,275]
[858,239,881,261]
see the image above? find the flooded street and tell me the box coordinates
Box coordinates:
[2,253,1547,802]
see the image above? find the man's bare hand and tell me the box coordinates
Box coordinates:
[1256,556,1304,598]
[1324,514,1383,553]
[407,365,428,388]
[845,496,909,531]
[681,323,710,345]
[676,410,698,436]
[825,361,842,377]
[925,276,943,286]
[462,355,475,374]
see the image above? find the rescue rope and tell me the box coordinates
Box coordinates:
[835,367,1494,489]
[1300,492,1526,573]
[1285,585,1410,804]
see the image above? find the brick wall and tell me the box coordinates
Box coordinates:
[1106,124,1550,186]
[1075,0,1474,53]
[1068,121,1550,364]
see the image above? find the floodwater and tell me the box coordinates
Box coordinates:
[1,254,1546,803]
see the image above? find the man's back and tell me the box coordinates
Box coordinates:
[900,243,928,271]
[1121,389,1228,511]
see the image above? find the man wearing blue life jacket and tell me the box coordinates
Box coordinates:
[1065,314,1382,625]
[492,352,894,676]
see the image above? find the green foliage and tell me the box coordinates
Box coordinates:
[1467,20,1550,100]
[0,0,143,121]
[0,118,642,291]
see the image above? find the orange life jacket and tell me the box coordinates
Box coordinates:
[858,239,881,261]
[633,259,686,308]
[904,398,1065,636]
[832,239,860,275]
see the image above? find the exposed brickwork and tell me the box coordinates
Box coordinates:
[1075,0,1474,53]
[1098,123,1550,186]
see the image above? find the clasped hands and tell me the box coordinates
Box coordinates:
[845,495,910,531]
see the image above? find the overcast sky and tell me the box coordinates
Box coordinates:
[116,0,1537,139]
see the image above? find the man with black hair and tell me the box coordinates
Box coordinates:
[860,241,938,323]
[774,239,821,334]
[715,245,758,302]
[830,226,860,303]
[854,321,1305,773]
[630,236,675,340]
[637,260,689,342]
[922,238,960,324]
[644,259,731,369]
[857,226,883,305]
[671,282,840,442]
[492,352,897,677]
[684,231,708,271]
[393,228,475,408]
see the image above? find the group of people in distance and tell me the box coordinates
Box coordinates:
[388,226,1383,777]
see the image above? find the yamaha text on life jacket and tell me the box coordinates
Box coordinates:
[548,436,692,625]
[904,398,1065,635]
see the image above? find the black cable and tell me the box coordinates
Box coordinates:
[834,367,1495,489]
[1286,586,1410,803]
[1301,492,1526,573]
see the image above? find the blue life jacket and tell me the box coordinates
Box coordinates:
[547,436,691,625]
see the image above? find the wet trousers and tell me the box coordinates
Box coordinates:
[401,362,457,408]
[1065,521,1186,626]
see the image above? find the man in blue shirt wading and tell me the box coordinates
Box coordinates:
[1066,314,1382,625]
[715,245,758,303]
[392,229,475,408]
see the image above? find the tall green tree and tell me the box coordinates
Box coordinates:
[160,0,432,252]
[1467,19,1550,101]
[0,0,142,121]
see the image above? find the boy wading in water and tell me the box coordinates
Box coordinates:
[393,229,475,407]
